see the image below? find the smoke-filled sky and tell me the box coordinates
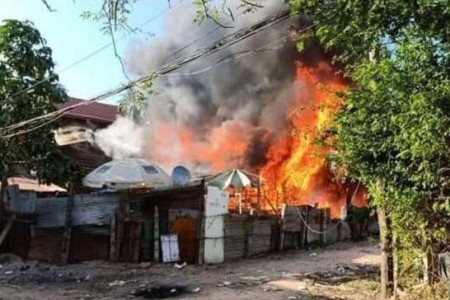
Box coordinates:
[117,1,289,170]
[96,0,325,175]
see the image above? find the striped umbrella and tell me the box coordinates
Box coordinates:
[207,168,254,190]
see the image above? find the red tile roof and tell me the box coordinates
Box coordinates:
[60,97,119,124]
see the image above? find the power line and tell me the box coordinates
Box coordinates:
[0,10,298,138]
[6,0,185,104]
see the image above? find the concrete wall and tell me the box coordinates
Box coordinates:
[203,187,228,264]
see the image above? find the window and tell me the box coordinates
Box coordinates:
[142,165,158,174]
[97,165,112,173]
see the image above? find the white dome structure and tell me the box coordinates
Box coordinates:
[83,158,172,190]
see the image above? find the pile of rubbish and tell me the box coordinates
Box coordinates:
[0,254,88,285]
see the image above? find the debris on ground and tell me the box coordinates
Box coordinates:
[131,285,187,299]
[174,262,186,270]
[217,281,232,287]
[108,280,126,287]
[140,262,152,269]
[240,275,270,283]
[0,242,381,300]
[266,279,308,292]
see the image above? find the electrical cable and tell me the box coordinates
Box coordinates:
[0,9,297,138]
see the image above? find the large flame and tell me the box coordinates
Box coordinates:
[259,61,354,217]
[146,60,367,217]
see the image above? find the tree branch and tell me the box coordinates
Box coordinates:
[103,6,131,81]
[41,0,56,12]
[199,0,233,29]
[240,0,264,9]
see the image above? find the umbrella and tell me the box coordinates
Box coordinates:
[207,168,254,190]
[83,158,172,189]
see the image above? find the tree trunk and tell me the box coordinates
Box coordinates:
[377,207,394,299]
[0,177,8,213]
[424,238,439,284]
[393,230,399,298]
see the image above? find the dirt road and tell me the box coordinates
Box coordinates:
[0,241,380,300]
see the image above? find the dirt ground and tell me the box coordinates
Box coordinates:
[0,241,381,300]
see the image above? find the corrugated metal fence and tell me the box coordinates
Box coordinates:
[34,194,118,228]
[224,214,277,262]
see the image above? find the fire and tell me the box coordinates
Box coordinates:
[146,59,367,217]
[259,61,366,217]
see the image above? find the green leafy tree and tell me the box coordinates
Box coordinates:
[289,0,450,296]
[0,20,77,202]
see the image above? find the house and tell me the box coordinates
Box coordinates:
[0,177,350,264]
[58,97,119,175]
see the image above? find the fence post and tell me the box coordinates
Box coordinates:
[61,186,74,264]
[245,215,253,257]
[153,205,160,262]
[109,212,117,261]
[320,208,330,246]
[278,216,285,251]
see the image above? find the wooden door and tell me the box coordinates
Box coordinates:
[170,217,197,264]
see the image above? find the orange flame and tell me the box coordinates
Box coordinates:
[146,60,367,217]
[259,61,366,217]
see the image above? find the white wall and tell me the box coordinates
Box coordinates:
[203,186,229,264]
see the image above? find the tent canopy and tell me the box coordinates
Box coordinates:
[83,158,172,190]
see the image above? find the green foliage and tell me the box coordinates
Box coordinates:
[118,79,156,122]
[289,0,450,285]
[289,0,450,65]
[0,20,77,186]
[80,0,137,34]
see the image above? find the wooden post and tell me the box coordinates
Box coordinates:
[319,209,325,246]
[0,178,8,213]
[61,185,74,264]
[109,212,117,261]
[0,213,15,248]
[278,212,285,252]
[299,207,306,248]
[257,177,261,210]
[245,215,253,257]
[153,205,160,262]
[320,208,330,246]
[197,181,206,265]
[304,207,310,247]
[133,221,142,262]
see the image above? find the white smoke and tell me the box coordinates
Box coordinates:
[93,116,144,159]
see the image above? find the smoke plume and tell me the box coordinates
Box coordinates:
[94,116,144,159]
[98,0,315,174]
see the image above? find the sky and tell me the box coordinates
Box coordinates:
[0,0,177,104]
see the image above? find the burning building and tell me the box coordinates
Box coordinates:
[93,0,367,218]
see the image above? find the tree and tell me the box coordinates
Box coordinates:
[0,20,76,204]
[288,0,450,297]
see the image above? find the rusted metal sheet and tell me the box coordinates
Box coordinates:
[35,197,67,228]
[28,228,64,263]
[69,226,110,263]
[224,215,248,261]
[72,194,118,226]
[35,194,119,228]
[248,219,273,256]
